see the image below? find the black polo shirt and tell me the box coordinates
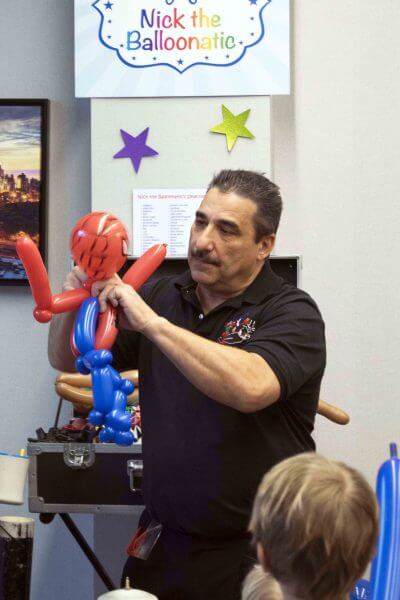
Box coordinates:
[112,260,326,539]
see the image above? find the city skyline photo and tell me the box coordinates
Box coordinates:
[0,100,47,285]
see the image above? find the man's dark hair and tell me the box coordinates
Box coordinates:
[208,170,282,241]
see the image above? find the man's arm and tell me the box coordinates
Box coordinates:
[93,279,280,413]
[47,267,87,373]
[48,311,78,372]
[144,317,280,413]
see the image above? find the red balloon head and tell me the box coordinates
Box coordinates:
[70,212,129,280]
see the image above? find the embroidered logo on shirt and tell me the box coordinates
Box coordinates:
[218,316,256,345]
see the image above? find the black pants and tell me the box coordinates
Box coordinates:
[122,511,255,600]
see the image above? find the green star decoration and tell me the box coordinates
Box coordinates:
[210,105,255,152]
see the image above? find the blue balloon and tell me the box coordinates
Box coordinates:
[370,443,400,600]
[99,427,115,443]
[75,355,91,375]
[352,444,400,599]
[88,408,104,427]
[106,409,131,431]
[350,579,370,599]
[114,430,135,447]
[86,348,113,368]
[71,298,135,447]
[74,297,99,356]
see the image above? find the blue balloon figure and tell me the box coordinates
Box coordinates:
[73,297,135,446]
[351,443,400,599]
[350,580,370,599]
[370,443,400,599]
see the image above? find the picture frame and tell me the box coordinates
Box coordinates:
[0,99,48,286]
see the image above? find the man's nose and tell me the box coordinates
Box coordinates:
[195,225,215,251]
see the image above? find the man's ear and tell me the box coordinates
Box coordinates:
[257,542,270,570]
[257,234,276,261]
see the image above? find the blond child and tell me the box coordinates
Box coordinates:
[247,454,379,600]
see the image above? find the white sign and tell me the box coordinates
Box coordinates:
[75,0,290,97]
[132,189,205,257]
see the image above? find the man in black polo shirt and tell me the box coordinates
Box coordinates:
[48,170,326,600]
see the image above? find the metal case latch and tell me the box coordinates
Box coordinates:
[63,443,95,469]
[127,459,143,492]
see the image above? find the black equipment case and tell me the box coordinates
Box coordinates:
[28,442,143,514]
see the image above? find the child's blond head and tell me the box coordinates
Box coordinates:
[250,453,379,600]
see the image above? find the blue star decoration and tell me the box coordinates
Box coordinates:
[249,0,258,5]
[104,2,113,9]
[113,128,159,173]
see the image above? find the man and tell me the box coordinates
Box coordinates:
[48,170,326,600]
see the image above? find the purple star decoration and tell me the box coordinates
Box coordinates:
[113,128,158,173]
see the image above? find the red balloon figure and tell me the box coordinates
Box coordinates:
[17,212,167,353]
[17,212,166,445]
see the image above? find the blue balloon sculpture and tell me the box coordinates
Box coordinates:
[351,443,400,599]
[350,579,370,599]
[370,443,400,599]
[73,297,135,446]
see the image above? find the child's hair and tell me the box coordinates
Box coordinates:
[242,565,283,600]
[249,453,379,600]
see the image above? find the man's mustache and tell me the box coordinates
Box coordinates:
[190,248,220,266]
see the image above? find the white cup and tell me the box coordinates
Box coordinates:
[0,454,29,505]
[97,591,158,600]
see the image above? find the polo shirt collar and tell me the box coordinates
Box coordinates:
[174,260,283,309]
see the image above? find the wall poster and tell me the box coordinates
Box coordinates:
[132,188,205,258]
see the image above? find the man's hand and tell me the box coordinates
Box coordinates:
[91,276,160,334]
[63,266,87,291]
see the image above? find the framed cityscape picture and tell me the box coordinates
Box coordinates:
[0,99,48,286]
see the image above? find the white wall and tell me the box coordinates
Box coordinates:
[272,0,400,482]
[0,2,93,599]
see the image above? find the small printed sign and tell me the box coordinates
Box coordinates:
[132,188,205,258]
[75,0,290,97]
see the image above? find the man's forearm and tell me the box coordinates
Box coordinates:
[48,311,77,372]
[144,317,280,413]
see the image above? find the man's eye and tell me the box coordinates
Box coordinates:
[195,219,206,227]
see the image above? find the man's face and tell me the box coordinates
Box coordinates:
[188,187,274,293]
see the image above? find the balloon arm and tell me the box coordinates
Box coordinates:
[95,306,118,350]
[16,237,52,310]
[317,400,350,425]
[52,289,90,313]
[90,244,167,350]
[123,243,167,289]
[17,236,90,320]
